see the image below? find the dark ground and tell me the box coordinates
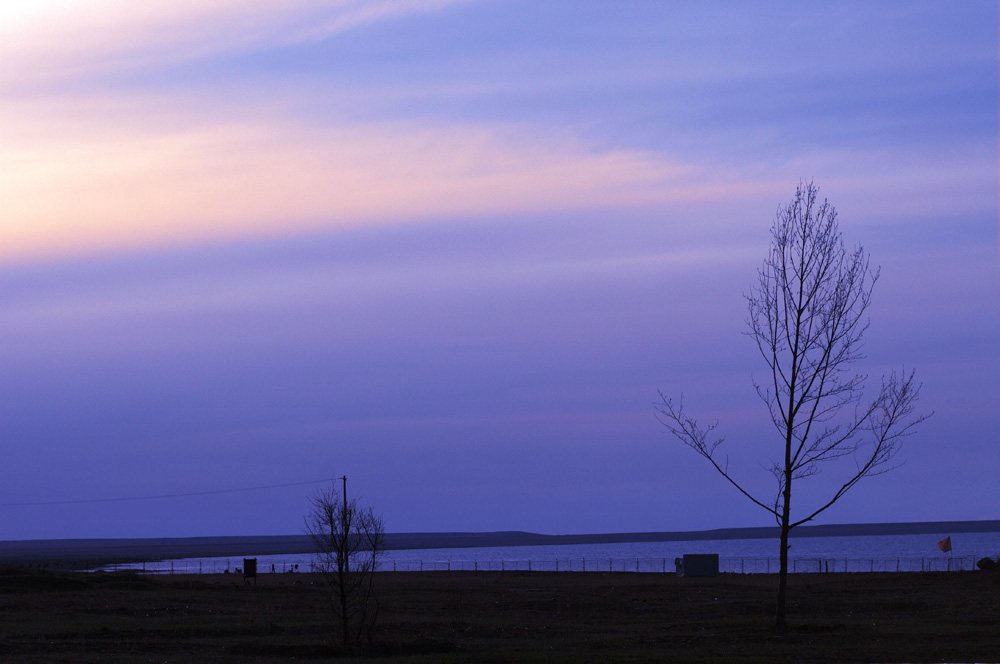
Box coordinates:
[0,567,997,663]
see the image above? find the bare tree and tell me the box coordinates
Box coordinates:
[305,478,385,647]
[657,181,929,632]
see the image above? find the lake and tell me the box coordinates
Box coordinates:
[112,530,1000,574]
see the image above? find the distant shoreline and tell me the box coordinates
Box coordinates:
[2,519,997,566]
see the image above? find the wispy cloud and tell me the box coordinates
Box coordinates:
[1,0,460,85]
[1,93,715,261]
[1,1,997,539]
[3,0,993,265]
[5,86,991,264]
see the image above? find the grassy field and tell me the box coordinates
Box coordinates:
[0,566,997,663]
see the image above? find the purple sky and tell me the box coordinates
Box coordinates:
[1,1,997,540]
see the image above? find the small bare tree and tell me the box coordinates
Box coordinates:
[658,181,928,631]
[305,478,385,647]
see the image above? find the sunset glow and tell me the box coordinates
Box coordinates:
[1,1,996,540]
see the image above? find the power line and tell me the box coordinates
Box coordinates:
[0,478,334,507]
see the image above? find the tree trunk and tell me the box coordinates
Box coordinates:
[339,573,349,647]
[338,531,350,646]
[776,521,790,632]
[776,475,792,633]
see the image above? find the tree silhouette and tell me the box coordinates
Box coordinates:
[658,181,929,631]
[305,479,385,647]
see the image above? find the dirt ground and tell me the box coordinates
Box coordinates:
[0,566,998,663]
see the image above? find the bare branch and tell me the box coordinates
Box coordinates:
[656,392,777,517]
[305,485,386,646]
[657,181,930,631]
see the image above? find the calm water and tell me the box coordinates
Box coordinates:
[113,531,1000,574]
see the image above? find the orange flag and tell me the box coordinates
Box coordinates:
[937,536,952,553]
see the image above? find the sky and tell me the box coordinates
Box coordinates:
[0,0,997,541]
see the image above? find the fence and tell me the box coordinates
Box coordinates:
[102,554,987,575]
[375,555,983,574]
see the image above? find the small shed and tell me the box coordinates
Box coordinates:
[243,558,257,584]
[676,554,719,577]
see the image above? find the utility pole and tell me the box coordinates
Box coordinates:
[341,476,348,513]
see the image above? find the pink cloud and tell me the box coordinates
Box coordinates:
[0,0,461,84]
[1,98,724,262]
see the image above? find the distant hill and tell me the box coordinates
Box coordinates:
[383,520,1000,550]
[0,535,315,567]
[2,520,997,566]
